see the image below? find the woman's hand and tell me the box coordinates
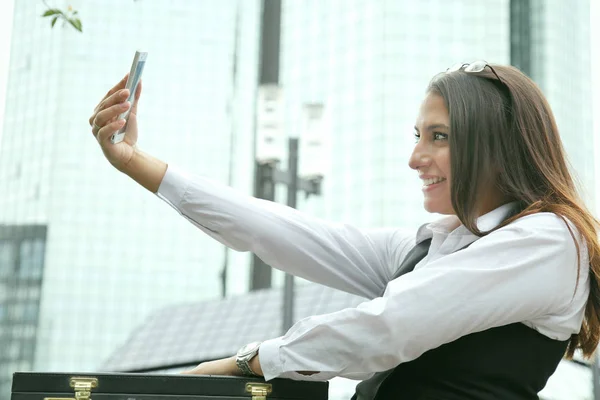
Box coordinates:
[88,74,142,171]
[181,355,264,377]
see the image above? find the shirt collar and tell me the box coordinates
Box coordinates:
[416,202,519,244]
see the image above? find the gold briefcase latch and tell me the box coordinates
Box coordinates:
[44,376,98,400]
[245,382,272,400]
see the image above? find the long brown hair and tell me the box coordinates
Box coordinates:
[428,65,600,358]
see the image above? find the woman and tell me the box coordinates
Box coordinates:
[89,61,600,399]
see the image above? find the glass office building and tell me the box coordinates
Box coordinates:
[0,225,46,395]
[0,1,261,396]
[526,0,594,207]
[279,0,594,230]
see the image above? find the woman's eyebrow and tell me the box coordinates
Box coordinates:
[414,123,450,132]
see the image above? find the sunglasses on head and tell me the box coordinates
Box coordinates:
[446,60,505,86]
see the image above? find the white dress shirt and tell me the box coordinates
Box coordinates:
[156,165,589,382]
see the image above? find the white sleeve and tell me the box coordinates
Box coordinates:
[258,213,588,381]
[156,165,415,298]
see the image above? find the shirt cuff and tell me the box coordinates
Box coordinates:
[258,337,285,381]
[259,337,332,382]
[155,164,191,207]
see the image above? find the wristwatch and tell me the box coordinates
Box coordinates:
[236,341,262,376]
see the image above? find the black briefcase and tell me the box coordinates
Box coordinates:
[11,372,329,400]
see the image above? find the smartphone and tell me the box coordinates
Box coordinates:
[111,50,148,144]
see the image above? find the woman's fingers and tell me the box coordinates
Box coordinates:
[96,118,126,144]
[96,88,130,114]
[90,101,130,137]
[88,75,142,147]
[88,74,129,125]
[89,89,129,126]
[99,74,129,108]
[96,101,130,127]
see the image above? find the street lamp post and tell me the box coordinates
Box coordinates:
[254,91,326,334]
[256,137,323,334]
[284,138,299,333]
[250,0,282,292]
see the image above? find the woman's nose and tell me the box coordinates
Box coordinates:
[408,143,431,170]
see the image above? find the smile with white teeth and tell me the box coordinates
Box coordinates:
[423,177,446,186]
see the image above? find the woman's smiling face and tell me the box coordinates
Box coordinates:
[409,92,453,215]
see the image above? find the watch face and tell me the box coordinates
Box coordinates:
[238,341,261,357]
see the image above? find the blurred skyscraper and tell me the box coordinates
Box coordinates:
[280,0,593,233]
[278,0,510,233]
[0,0,593,399]
[511,0,594,207]
[0,0,261,395]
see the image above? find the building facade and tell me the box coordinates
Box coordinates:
[0,225,46,394]
[511,0,594,208]
[0,0,260,396]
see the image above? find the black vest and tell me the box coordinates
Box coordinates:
[352,239,569,400]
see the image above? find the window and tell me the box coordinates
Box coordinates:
[18,239,45,280]
[0,241,15,278]
[0,284,7,302]
[6,341,20,360]
[22,302,39,322]
[21,341,35,361]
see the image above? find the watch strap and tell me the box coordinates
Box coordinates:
[236,356,259,376]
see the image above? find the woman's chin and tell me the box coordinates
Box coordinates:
[423,200,454,215]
